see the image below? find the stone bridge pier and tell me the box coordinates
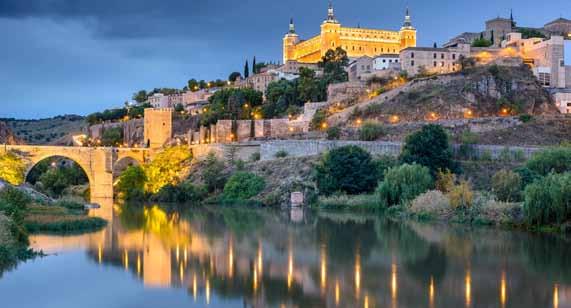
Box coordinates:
[1,145,149,202]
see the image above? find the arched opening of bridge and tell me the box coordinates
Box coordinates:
[26,156,92,201]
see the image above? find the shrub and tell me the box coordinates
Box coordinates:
[524,173,571,226]
[223,172,266,201]
[144,146,192,194]
[373,155,398,182]
[0,187,32,210]
[526,147,571,176]
[250,152,261,162]
[315,146,378,195]
[377,164,433,208]
[326,126,341,140]
[233,159,246,171]
[202,152,226,193]
[54,199,85,211]
[409,190,452,218]
[152,183,207,203]
[317,194,379,212]
[359,121,384,141]
[435,169,456,193]
[310,110,328,130]
[492,170,522,202]
[519,114,533,123]
[498,147,513,162]
[400,124,457,175]
[448,181,474,209]
[0,151,26,185]
[275,150,288,158]
[514,166,541,187]
[513,149,526,162]
[480,150,493,161]
[116,166,147,200]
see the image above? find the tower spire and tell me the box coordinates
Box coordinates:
[326,1,337,23]
[402,6,413,28]
[289,17,295,34]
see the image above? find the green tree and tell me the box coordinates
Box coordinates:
[471,38,493,47]
[116,166,147,200]
[174,103,185,113]
[201,152,226,193]
[223,172,265,200]
[526,147,571,176]
[319,47,349,84]
[400,124,457,176]
[228,72,241,82]
[200,88,263,126]
[492,170,523,202]
[188,79,199,91]
[377,164,433,208]
[314,145,378,195]
[252,57,257,74]
[244,60,250,78]
[524,172,571,226]
[144,146,192,194]
[132,90,148,103]
[101,127,123,147]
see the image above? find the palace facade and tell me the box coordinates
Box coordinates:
[283,3,416,64]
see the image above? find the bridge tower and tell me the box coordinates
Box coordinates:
[144,108,173,149]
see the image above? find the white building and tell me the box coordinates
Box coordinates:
[148,93,169,108]
[553,91,571,113]
[373,54,400,70]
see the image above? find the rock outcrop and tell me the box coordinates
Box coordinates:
[0,121,21,145]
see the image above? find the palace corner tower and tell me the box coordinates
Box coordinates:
[283,3,417,63]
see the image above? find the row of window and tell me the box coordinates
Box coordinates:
[409,52,458,60]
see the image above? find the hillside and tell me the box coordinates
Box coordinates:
[1,115,86,145]
[0,121,21,145]
[331,64,558,126]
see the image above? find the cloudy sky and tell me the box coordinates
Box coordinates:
[1,0,570,119]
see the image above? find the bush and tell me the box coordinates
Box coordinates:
[0,152,26,185]
[116,166,146,200]
[524,173,571,226]
[310,110,328,130]
[409,190,452,218]
[54,199,85,211]
[480,150,493,161]
[514,166,541,187]
[0,187,32,210]
[202,152,226,193]
[373,155,398,182]
[152,183,207,203]
[223,172,266,201]
[25,217,107,233]
[326,126,341,140]
[144,146,192,194]
[448,181,474,209]
[359,121,384,141]
[400,124,457,175]
[317,194,379,212]
[250,152,261,162]
[435,169,456,193]
[275,150,288,158]
[492,170,522,202]
[315,146,378,195]
[526,147,571,176]
[377,164,433,208]
[519,114,533,123]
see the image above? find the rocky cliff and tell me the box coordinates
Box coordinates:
[349,64,559,124]
[0,121,21,145]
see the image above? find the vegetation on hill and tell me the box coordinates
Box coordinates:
[200,88,264,126]
[2,115,85,145]
[86,103,151,125]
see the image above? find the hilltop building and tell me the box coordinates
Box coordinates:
[283,3,416,63]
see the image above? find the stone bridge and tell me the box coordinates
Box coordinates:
[1,145,150,202]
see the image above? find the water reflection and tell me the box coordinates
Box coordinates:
[22,203,571,307]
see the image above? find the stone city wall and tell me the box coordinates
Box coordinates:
[189,142,260,162]
[259,140,543,161]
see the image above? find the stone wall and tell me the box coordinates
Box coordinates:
[259,139,543,161]
[190,142,260,162]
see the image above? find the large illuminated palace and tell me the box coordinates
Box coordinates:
[283,3,417,63]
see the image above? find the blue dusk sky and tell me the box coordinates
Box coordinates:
[0,0,570,118]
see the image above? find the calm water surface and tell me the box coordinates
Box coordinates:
[1,201,570,308]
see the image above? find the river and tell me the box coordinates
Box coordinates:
[0,202,569,308]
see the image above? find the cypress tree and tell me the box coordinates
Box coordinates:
[244,60,250,78]
[252,57,257,74]
[490,30,495,44]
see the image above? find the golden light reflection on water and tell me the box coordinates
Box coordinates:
[554,284,559,308]
[355,250,361,298]
[137,253,141,276]
[192,273,197,301]
[257,241,263,277]
[429,276,435,307]
[321,244,327,292]
[98,244,102,264]
[206,279,211,305]
[335,280,340,305]
[500,271,507,307]
[123,250,129,271]
[228,240,234,278]
[391,263,398,303]
[465,270,472,307]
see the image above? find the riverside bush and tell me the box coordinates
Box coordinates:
[315,145,378,195]
[373,155,398,182]
[524,173,571,226]
[202,152,227,193]
[400,124,457,175]
[492,170,522,202]
[358,121,384,141]
[326,126,341,140]
[409,190,452,218]
[223,172,265,201]
[435,169,456,193]
[377,164,433,208]
[152,183,207,203]
[526,147,571,176]
[448,181,474,209]
[115,166,147,200]
[514,166,541,187]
